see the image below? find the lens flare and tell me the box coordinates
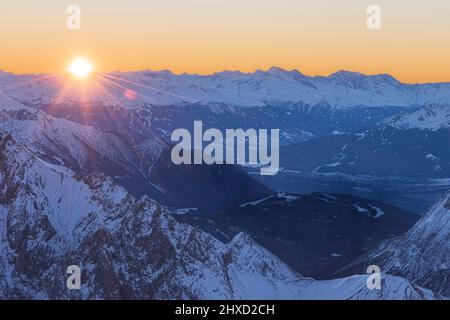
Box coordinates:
[66,58,94,79]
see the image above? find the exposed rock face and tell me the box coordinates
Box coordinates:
[0,97,271,209]
[0,132,293,299]
[340,192,450,297]
[0,84,446,300]
[0,132,442,300]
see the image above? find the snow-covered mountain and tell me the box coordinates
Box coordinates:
[0,132,442,300]
[384,105,450,131]
[178,192,418,278]
[280,123,450,179]
[270,121,450,213]
[0,131,293,299]
[294,274,441,300]
[0,89,271,209]
[1,68,448,300]
[2,68,450,108]
[340,192,450,297]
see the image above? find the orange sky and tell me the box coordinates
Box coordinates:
[1,0,449,83]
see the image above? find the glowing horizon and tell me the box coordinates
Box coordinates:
[1,0,449,83]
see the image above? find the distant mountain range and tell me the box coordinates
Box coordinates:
[250,104,450,212]
[2,67,450,107]
[279,116,450,178]
[1,68,449,299]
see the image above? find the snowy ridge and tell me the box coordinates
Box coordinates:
[0,75,446,299]
[2,68,450,108]
[296,274,440,300]
[0,132,441,299]
[384,105,450,131]
[0,100,165,180]
[342,192,450,297]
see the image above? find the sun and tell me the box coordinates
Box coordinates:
[66,58,94,79]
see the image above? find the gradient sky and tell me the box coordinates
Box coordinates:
[1,0,449,83]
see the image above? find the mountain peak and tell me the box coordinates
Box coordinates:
[331,70,365,77]
[267,66,288,73]
[3,67,449,108]
[266,67,306,77]
[373,73,400,83]
[330,70,400,84]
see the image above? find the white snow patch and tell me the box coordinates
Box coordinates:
[368,204,385,218]
[173,208,198,215]
[353,203,369,213]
